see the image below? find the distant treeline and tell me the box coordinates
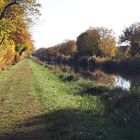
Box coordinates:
[33,23,140,73]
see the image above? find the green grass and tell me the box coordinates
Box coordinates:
[0,61,41,135]
[31,60,104,114]
[0,59,140,140]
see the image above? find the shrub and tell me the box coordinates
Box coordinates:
[78,56,89,67]
[89,57,96,69]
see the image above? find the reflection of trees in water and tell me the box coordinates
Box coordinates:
[44,63,140,91]
[91,70,116,86]
[47,64,116,86]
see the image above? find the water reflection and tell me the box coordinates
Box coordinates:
[46,64,134,90]
[114,76,131,91]
[74,67,132,90]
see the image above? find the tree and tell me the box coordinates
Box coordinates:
[98,27,117,57]
[0,0,17,20]
[99,35,117,57]
[76,27,117,57]
[59,40,77,57]
[77,28,100,56]
[119,23,140,56]
[0,0,41,68]
[0,0,41,20]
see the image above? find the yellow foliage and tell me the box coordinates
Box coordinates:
[0,41,15,68]
[0,0,36,68]
[99,36,118,57]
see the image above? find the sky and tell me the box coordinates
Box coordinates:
[32,0,140,49]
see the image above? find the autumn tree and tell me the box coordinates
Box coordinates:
[0,0,40,20]
[44,40,77,58]
[77,28,100,56]
[76,27,117,57]
[59,40,77,57]
[98,27,117,57]
[119,23,140,56]
[0,0,17,20]
[0,0,40,68]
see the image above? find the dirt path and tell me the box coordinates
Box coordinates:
[0,60,41,138]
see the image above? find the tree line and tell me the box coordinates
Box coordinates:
[0,0,40,69]
[33,23,140,67]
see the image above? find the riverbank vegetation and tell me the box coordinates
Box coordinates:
[33,22,140,75]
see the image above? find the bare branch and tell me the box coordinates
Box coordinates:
[0,35,5,45]
[0,0,17,20]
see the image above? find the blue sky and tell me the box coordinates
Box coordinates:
[32,0,140,48]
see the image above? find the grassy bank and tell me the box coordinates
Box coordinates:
[0,59,140,140]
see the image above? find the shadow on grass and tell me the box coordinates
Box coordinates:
[1,108,140,140]
[79,85,140,133]
[0,109,107,140]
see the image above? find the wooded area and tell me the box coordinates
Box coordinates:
[0,0,40,69]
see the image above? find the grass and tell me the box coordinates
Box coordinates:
[0,61,41,135]
[0,59,140,140]
[31,61,103,112]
